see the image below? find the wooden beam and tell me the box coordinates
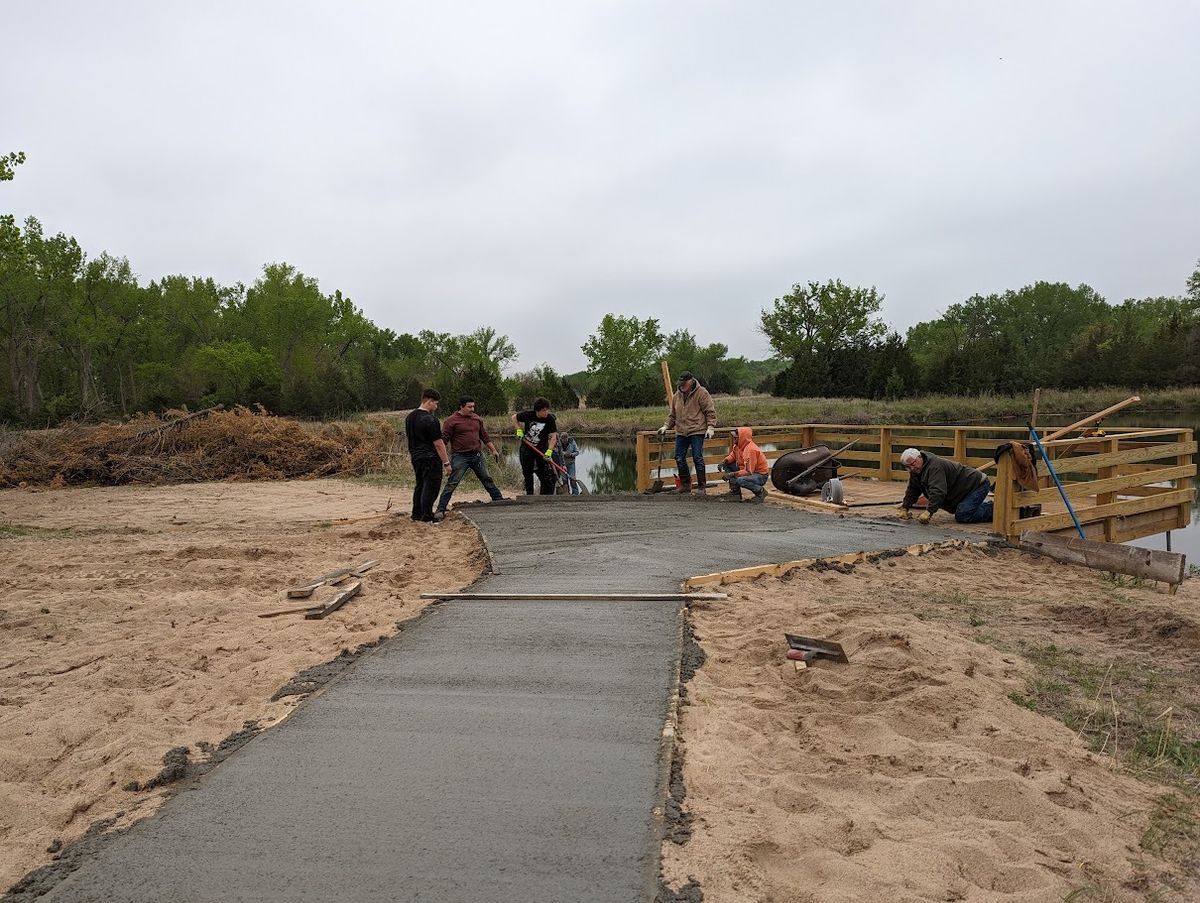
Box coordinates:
[1042,396,1140,442]
[764,487,848,512]
[1015,488,1195,534]
[1019,530,1185,586]
[660,360,673,404]
[418,591,728,601]
[683,539,983,589]
[1048,441,1197,476]
[1013,464,1194,506]
[287,560,380,598]
[304,581,362,619]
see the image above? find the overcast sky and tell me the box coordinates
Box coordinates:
[4,1,1199,372]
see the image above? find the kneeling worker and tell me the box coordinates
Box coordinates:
[897,447,993,524]
[719,427,771,502]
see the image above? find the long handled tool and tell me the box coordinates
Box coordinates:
[522,437,588,494]
[784,440,857,491]
[645,439,671,494]
[1027,423,1085,539]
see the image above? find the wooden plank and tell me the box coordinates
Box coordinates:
[418,591,728,601]
[1015,488,1195,534]
[684,539,982,589]
[287,560,379,598]
[1042,396,1141,442]
[954,428,967,464]
[994,450,1015,538]
[258,602,323,619]
[635,431,651,492]
[764,487,848,513]
[1112,506,1188,544]
[1178,429,1194,539]
[1048,441,1197,475]
[304,581,362,619]
[1019,530,1185,585]
[1012,464,1194,506]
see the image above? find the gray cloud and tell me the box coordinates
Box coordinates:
[4,1,1198,372]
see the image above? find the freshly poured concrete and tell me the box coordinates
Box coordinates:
[35,496,971,903]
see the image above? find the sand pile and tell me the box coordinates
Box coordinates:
[665,546,1200,902]
[0,479,488,891]
[0,406,393,488]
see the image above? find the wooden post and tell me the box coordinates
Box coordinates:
[660,360,673,404]
[954,428,967,464]
[1030,388,1041,431]
[879,427,892,481]
[802,425,816,449]
[1098,437,1120,541]
[1179,429,1194,531]
[635,431,651,493]
[994,451,1016,540]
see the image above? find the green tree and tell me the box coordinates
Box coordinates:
[581,314,665,408]
[0,151,25,182]
[759,279,887,359]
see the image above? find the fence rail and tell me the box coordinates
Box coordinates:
[635,424,1195,544]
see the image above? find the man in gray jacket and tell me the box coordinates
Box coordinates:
[897,447,993,524]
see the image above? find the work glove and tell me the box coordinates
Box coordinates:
[705,426,715,440]
[916,510,932,524]
[896,506,912,520]
[515,428,524,439]
[657,424,668,437]
[544,449,553,460]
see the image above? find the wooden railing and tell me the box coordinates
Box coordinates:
[635,424,1196,544]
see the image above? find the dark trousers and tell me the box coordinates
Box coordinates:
[674,433,707,488]
[411,457,443,521]
[519,445,555,495]
[437,451,503,512]
[954,482,994,524]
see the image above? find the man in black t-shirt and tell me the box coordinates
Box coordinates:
[510,396,558,495]
[404,388,451,522]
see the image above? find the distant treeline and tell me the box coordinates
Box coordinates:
[2,210,1197,423]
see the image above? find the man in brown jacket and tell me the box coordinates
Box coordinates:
[435,395,505,516]
[657,372,717,493]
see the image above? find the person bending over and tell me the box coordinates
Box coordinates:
[897,447,993,524]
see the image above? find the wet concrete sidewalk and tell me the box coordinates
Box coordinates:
[28,496,971,903]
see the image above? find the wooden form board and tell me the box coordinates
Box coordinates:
[683,539,983,589]
[1019,530,1185,586]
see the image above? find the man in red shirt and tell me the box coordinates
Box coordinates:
[435,395,505,516]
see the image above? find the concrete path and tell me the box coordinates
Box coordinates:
[30,496,971,903]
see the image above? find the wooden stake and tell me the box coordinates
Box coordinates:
[1031,388,1041,431]
[661,360,673,405]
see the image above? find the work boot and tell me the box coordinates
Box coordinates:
[746,488,766,504]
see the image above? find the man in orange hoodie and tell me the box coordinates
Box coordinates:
[719,427,771,502]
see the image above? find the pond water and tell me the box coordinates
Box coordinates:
[505,411,1200,561]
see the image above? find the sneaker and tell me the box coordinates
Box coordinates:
[431,512,445,523]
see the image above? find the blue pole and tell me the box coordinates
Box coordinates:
[1027,423,1086,540]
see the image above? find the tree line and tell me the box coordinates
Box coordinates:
[760,269,1200,400]
[3,194,1196,422]
[0,214,586,423]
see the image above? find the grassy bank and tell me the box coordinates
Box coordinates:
[477,387,1200,437]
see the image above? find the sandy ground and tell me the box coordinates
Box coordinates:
[0,479,494,891]
[664,545,1200,902]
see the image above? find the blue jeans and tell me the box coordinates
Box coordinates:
[954,482,993,524]
[565,460,580,495]
[436,451,503,512]
[674,434,707,488]
[720,463,767,497]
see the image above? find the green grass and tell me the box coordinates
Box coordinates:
[468,386,1200,436]
[1006,641,1200,887]
[0,523,70,539]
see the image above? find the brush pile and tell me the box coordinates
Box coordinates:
[0,406,395,488]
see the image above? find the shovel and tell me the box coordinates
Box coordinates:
[645,438,672,494]
[522,437,589,495]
